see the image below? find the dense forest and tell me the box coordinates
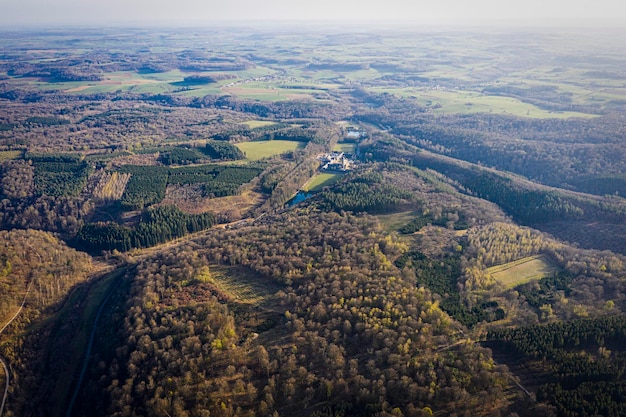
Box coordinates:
[1,26,626,417]
[76,205,216,252]
[487,316,626,416]
[73,209,515,417]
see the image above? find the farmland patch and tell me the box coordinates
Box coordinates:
[303,172,343,192]
[487,255,560,288]
[235,140,305,161]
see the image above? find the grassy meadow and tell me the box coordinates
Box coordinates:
[238,120,278,129]
[221,82,326,102]
[333,143,357,153]
[487,255,560,288]
[303,172,343,192]
[235,140,305,161]
[368,87,597,118]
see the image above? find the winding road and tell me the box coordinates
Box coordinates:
[0,358,8,417]
[0,280,32,417]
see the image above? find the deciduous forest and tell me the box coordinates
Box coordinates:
[0,26,626,417]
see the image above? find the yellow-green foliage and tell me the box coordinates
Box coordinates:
[0,160,35,199]
[92,170,131,201]
[195,265,212,283]
[462,222,561,291]
[466,222,556,267]
[0,150,23,161]
[0,229,92,319]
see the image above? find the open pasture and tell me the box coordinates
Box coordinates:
[369,87,597,118]
[303,172,343,192]
[25,70,171,94]
[27,69,233,96]
[235,140,305,161]
[175,85,225,97]
[333,143,356,153]
[493,72,626,110]
[222,84,316,102]
[487,254,560,288]
[238,120,278,129]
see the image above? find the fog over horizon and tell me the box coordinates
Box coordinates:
[1,0,625,28]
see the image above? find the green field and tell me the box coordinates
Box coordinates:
[235,140,305,161]
[222,83,316,102]
[27,69,235,96]
[175,86,226,97]
[333,143,356,153]
[368,87,597,119]
[487,255,560,288]
[29,67,319,101]
[303,172,343,192]
[219,78,338,102]
[28,70,176,94]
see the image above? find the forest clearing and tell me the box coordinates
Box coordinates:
[487,255,561,288]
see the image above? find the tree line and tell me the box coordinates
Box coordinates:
[487,316,626,416]
[76,205,215,252]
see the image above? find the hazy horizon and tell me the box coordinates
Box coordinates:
[1,0,625,28]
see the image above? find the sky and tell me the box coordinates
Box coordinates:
[1,0,625,27]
